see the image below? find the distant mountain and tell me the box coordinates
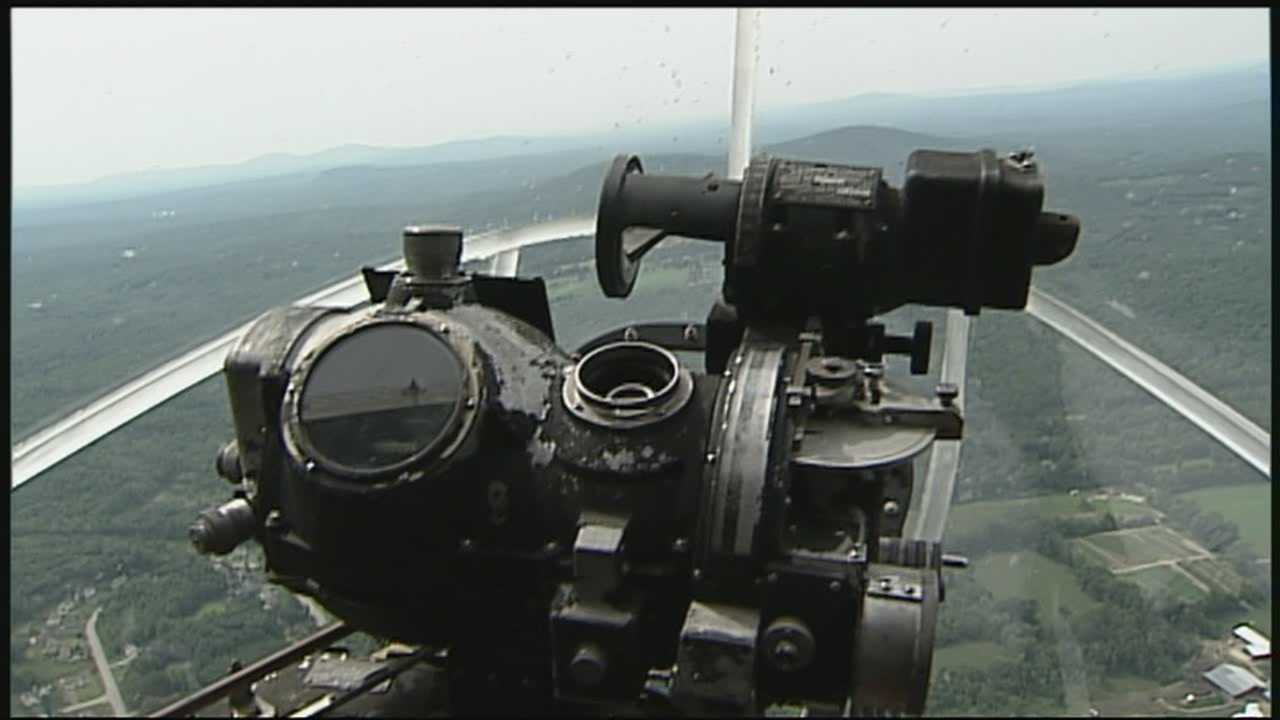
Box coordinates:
[13,62,1268,213]
[759,61,1270,140]
[12,135,594,211]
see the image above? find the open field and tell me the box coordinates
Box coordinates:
[932,641,1018,673]
[1179,483,1272,557]
[974,551,1098,619]
[945,493,1089,539]
[1091,496,1163,525]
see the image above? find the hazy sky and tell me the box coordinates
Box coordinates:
[12,8,1270,187]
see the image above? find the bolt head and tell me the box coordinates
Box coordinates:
[570,644,607,687]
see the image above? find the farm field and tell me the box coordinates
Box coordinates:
[1078,526,1207,571]
[1179,483,1272,557]
[1181,557,1247,595]
[1125,564,1209,602]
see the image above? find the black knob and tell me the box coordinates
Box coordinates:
[215,440,242,484]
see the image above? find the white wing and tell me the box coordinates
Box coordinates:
[10,217,593,490]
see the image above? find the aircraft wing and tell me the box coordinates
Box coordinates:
[10,217,593,490]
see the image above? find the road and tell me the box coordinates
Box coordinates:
[10,217,594,489]
[60,694,110,714]
[85,607,127,716]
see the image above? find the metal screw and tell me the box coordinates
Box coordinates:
[671,538,689,553]
[904,585,916,596]
[829,580,842,592]
[437,323,450,334]
[544,541,560,554]
[459,538,474,552]
[265,510,284,530]
[706,452,717,464]
[766,572,779,584]
[774,640,800,665]
[883,500,901,516]
[691,568,703,581]
[880,577,893,590]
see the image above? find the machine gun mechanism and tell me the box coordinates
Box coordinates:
[183,148,1079,716]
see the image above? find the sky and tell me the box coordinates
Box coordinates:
[11,8,1270,188]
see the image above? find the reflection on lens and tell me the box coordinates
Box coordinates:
[298,323,464,473]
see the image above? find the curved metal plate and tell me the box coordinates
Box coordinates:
[794,418,935,470]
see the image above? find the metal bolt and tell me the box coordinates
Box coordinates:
[766,572,779,584]
[692,568,703,581]
[904,585,916,596]
[880,577,893,590]
[544,541,560,554]
[265,510,285,530]
[623,327,639,341]
[706,452,717,464]
[773,640,800,665]
[671,538,689,553]
[459,538,475,552]
[936,382,959,407]
[437,323,450,334]
[883,500,901,516]
[829,580,842,592]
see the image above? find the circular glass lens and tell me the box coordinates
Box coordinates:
[298,323,465,473]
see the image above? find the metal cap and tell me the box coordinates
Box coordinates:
[402,225,463,280]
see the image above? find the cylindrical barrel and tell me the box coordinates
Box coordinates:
[612,173,742,243]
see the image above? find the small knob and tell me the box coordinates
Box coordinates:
[402,225,463,280]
